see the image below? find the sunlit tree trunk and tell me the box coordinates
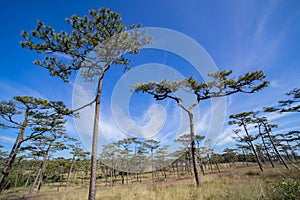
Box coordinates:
[89,76,103,200]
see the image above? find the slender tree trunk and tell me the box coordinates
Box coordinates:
[13,170,18,192]
[176,161,180,179]
[184,153,189,175]
[126,155,129,185]
[25,170,32,188]
[196,148,205,176]
[0,112,28,193]
[88,76,104,200]
[208,157,213,171]
[28,168,41,196]
[188,112,201,186]
[28,143,51,196]
[242,149,249,166]
[151,150,154,183]
[200,163,205,175]
[215,162,221,173]
[262,122,290,170]
[0,142,21,192]
[121,172,124,185]
[110,168,113,187]
[81,170,84,187]
[242,124,264,171]
[36,170,43,193]
[66,155,75,189]
[284,149,291,160]
[172,163,175,178]
[287,141,297,161]
[259,125,274,168]
[37,143,52,193]
[25,162,36,188]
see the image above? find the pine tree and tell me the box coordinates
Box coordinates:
[134,70,268,186]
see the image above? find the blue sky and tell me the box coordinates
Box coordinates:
[0,0,300,156]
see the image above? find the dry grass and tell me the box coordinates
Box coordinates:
[1,164,299,200]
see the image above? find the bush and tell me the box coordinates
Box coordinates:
[267,179,300,200]
[279,180,300,200]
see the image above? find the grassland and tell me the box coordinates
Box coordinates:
[1,164,300,200]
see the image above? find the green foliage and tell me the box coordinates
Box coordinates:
[0,96,73,191]
[228,111,257,126]
[21,8,152,82]
[267,179,300,200]
[264,88,300,113]
[0,96,73,142]
[134,70,268,102]
[279,180,300,200]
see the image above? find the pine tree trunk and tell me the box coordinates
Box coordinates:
[28,168,41,196]
[242,124,264,171]
[121,173,124,185]
[110,168,114,187]
[37,143,52,193]
[88,76,104,200]
[262,122,290,170]
[242,149,248,166]
[176,161,180,179]
[214,160,221,173]
[0,112,29,193]
[28,143,52,196]
[188,112,201,187]
[151,150,154,183]
[259,126,274,168]
[126,155,129,185]
[66,155,75,189]
[13,170,18,193]
[25,169,32,187]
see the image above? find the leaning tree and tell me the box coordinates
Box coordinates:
[0,96,72,193]
[255,118,275,168]
[254,115,290,170]
[21,8,151,199]
[66,140,90,189]
[229,112,264,171]
[27,135,67,196]
[134,70,268,186]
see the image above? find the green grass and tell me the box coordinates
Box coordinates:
[1,164,300,200]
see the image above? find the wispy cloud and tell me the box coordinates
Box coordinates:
[0,80,46,100]
[0,135,15,143]
[226,1,300,74]
[253,0,279,40]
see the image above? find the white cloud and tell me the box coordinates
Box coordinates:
[253,0,279,40]
[0,80,46,100]
[0,136,15,143]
